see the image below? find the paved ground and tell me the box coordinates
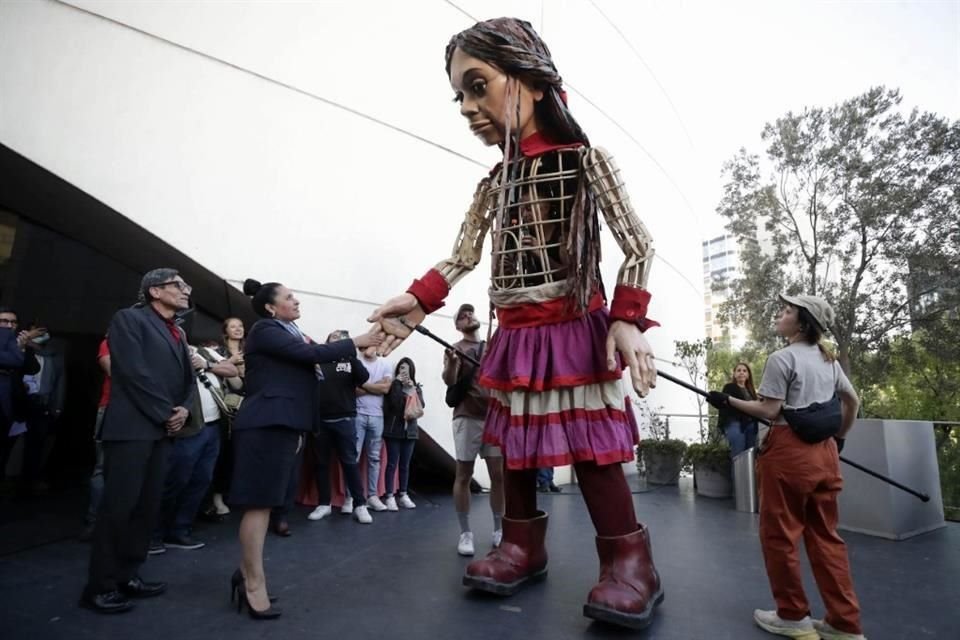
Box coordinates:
[0,478,956,640]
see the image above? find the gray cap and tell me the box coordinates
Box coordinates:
[779,293,835,332]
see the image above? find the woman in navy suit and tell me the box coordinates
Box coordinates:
[230,279,381,619]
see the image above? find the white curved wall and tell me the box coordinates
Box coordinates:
[0,0,710,484]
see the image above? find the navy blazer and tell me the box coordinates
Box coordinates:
[100,305,196,441]
[0,328,27,424]
[233,319,356,433]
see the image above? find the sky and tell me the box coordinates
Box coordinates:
[1,0,957,442]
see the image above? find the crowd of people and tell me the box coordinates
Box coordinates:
[1,15,869,640]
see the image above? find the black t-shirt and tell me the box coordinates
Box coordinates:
[315,355,370,420]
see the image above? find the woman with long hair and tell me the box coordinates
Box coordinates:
[229,279,380,620]
[204,317,247,519]
[718,362,759,456]
[708,294,864,640]
[381,357,423,511]
[368,17,662,629]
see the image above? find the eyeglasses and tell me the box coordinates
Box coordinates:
[0,318,16,326]
[157,281,193,293]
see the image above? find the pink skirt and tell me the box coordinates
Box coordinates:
[479,305,638,470]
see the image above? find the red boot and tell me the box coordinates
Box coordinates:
[583,524,664,629]
[462,511,548,595]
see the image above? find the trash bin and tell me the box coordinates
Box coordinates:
[733,448,757,513]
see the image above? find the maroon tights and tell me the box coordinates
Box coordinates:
[504,461,637,537]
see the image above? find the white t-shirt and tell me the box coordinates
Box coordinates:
[758,342,855,410]
[195,347,225,423]
[356,356,392,417]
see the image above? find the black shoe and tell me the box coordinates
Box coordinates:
[270,520,292,537]
[79,590,135,614]
[78,522,95,542]
[537,483,550,493]
[231,569,279,604]
[163,534,205,550]
[147,540,166,555]
[120,576,167,598]
[237,587,282,620]
[548,483,563,493]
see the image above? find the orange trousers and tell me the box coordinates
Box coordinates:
[757,426,862,635]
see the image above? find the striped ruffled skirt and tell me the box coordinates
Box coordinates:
[479,303,638,471]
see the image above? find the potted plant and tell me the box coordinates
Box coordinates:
[686,441,733,498]
[638,438,688,485]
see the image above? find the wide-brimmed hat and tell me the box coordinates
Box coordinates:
[779,294,835,332]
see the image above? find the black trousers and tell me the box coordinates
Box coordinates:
[86,438,170,595]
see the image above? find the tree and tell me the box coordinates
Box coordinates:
[717,87,960,373]
[674,339,712,443]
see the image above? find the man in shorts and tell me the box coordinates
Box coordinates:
[443,303,504,556]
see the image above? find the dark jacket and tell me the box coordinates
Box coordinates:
[315,355,369,422]
[0,328,32,425]
[718,382,756,429]
[383,380,424,440]
[100,305,196,441]
[233,319,356,433]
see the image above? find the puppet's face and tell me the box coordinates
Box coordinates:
[449,47,543,147]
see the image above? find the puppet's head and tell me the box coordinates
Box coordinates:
[445,17,588,149]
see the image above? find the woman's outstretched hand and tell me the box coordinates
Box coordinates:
[606,320,657,397]
[352,326,385,350]
[367,293,426,357]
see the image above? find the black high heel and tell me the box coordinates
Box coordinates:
[230,569,278,607]
[237,588,282,620]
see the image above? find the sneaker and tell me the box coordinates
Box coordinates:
[812,619,867,640]
[163,534,205,550]
[367,495,388,512]
[354,505,373,524]
[341,497,354,515]
[397,493,416,509]
[308,505,332,521]
[147,540,166,555]
[384,495,398,511]
[457,531,475,556]
[492,529,503,548]
[548,482,562,493]
[753,610,818,639]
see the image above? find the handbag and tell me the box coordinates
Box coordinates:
[404,389,424,420]
[444,342,484,408]
[781,363,842,444]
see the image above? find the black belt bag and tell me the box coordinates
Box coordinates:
[782,394,842,443]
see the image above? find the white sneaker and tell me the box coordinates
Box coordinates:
[753,610,819,639]
[457,531,475,556]
[383,495,398,511]
[397,493,416,509]
[492,529,503,548]
[307,505,332,521]
[367,495,388,512]
[340,497,354,515]
[812,619,867,640]
[354,505,373,524]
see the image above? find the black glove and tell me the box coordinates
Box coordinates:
[706,391,730,409]
[834,436,845,453]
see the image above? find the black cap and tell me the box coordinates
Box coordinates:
[455,303,475,322]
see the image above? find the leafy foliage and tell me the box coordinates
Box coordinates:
[716,87,960,373]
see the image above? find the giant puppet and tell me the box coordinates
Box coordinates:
[370,18,663,629]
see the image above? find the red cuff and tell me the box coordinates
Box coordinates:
[609,285,660,332]
[406,269,449,314]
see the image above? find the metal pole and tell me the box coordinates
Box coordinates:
[655,370,931,502]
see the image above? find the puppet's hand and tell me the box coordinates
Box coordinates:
[606,320,657,397]
[368,293,425,356]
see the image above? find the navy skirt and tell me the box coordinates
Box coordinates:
[229,426,302,509]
